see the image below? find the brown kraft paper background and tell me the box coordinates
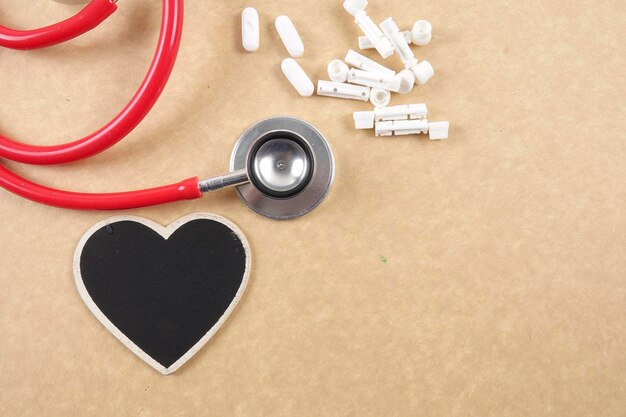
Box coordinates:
[0,0,624,415]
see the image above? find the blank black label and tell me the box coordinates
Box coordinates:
[76,217,249,371]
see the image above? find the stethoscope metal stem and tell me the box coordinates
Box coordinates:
[198,169,249,193]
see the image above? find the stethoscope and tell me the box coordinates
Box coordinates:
[0,0,334,220]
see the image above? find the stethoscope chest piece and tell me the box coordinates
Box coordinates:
[230,117,335,220]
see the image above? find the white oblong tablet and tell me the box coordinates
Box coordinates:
[281,58,314,97]
[242,8,260,52]
[275,15,304,58]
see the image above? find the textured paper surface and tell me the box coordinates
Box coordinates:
[0,0,624,416]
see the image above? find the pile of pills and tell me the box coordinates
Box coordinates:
[240,0,449,140]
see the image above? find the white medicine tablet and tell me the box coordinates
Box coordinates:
[275,16,304,58]
[241,7,259,52]
[281,58,314,97]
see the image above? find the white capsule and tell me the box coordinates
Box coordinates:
[241,8,259,52]
[353,111,375,129]
[358,31,411,50]
[396,69,416,94]
[428,121,449,140]
[380,17,417,69]
[369,88,391,107]
[345,49,395,77]
[327,59,350,83]
[411,61,435,85]
[354,11,394,58]
[317,80,370,101]
[343,0,368,16]
[275,15,304,58]
[412,20,432,46]
[347,68,401,92]
[281,58,314,97]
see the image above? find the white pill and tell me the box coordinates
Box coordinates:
[281,58,314,97]
[327,59,350,83]
[241,8,259,52]
[275,16,304,58]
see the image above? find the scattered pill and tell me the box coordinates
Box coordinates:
[281,58,314,97]
[241,7,259,52]
[275,15,304,58]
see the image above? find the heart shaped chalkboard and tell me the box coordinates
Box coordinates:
[73,214,250,375]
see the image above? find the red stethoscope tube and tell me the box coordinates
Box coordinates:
[0,166,201,210]
[0,0,118,50]
[0,0,204,210]
[0,0,182,165]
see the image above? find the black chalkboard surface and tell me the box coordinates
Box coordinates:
[73,214,250,375]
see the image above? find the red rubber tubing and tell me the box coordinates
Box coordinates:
[0,166,200,210]
[0,0,118,50]
[0,0,204,210]
[0,0,183,165]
